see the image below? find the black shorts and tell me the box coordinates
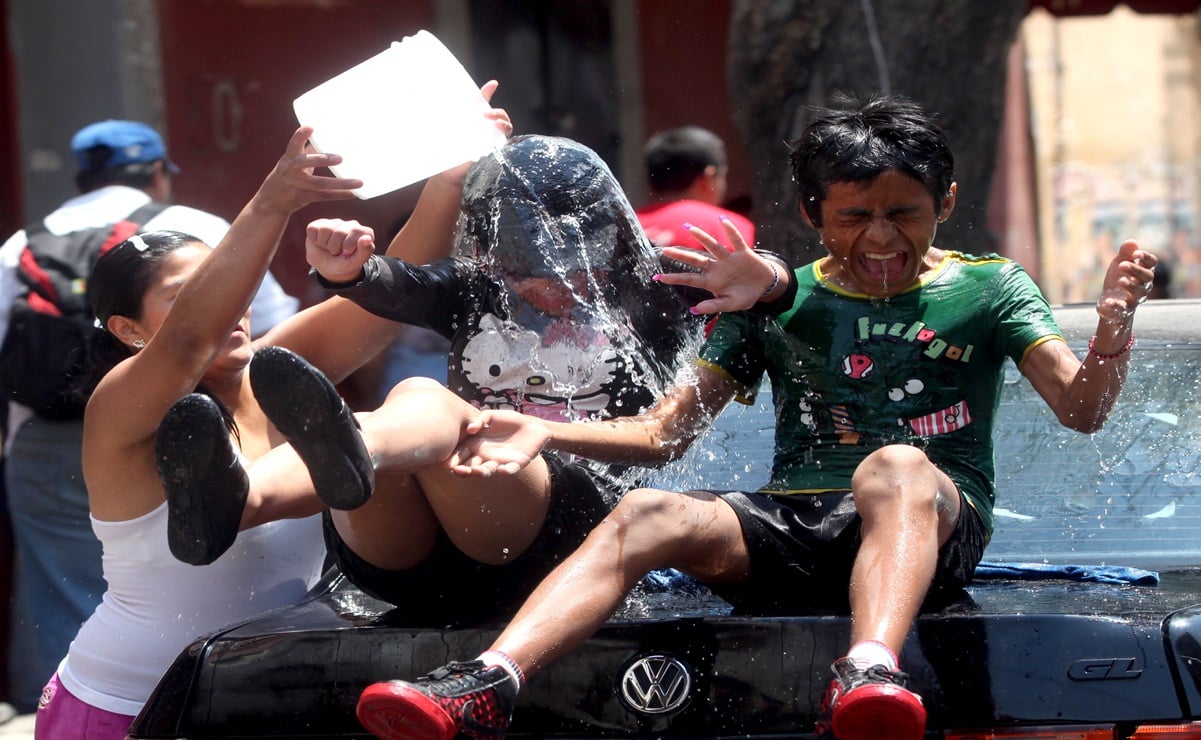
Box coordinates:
[708,489,987,614]
[325,452,612,626]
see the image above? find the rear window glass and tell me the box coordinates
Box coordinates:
[651,340,1201,569]
[987,341,1201,568]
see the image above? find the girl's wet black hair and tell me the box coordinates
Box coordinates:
[80,230,238,436]
[789,93,955,228]
[457,135,697,392]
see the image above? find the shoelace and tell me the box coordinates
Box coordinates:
[424,661,487,686]
[856,664,911,689]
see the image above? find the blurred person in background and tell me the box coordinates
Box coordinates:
[635,125,754,252]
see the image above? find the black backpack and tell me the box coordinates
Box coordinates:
[0,202,168,420]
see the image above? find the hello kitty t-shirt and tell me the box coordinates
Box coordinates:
[325,253,681,429]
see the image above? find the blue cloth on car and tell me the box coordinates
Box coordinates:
[645,563,1162,592]
[642,568,711,594]
[973,561,1160,585]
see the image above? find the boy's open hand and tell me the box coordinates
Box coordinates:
[449,410,550,477]
[654,218,779,314]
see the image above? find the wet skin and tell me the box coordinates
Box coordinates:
[809,170,957,298]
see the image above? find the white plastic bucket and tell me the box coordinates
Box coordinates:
[293,30,507,199]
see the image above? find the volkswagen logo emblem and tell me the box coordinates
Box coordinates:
[619,653,692,715]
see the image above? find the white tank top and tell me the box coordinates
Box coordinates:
[57,502,324,716]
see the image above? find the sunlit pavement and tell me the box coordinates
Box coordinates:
[0,711,34,740]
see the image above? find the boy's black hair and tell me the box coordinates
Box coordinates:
[788,93,955,228]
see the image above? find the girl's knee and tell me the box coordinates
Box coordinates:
[384,375,450,401]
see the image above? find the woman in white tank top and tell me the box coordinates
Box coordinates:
[30,122,487,740]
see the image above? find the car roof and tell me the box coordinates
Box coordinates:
[1053,298,1201,344]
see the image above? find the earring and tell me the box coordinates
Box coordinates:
[132,338,146,349]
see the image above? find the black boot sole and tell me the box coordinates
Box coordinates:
[249,346,374,510]
[156,393,248,566]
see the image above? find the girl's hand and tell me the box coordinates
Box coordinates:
[251,127,363,215]
[305,218,376,283]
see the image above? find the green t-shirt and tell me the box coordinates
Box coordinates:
[698,251,1062,534]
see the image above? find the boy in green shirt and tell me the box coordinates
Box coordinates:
[337,94,1156,740]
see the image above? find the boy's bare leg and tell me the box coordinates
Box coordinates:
[490,487,749,676]
[354,486,750,739]
[847,445,961,654]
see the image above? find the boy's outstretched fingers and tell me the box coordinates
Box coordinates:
[656,237,783,315]
[449,410,547,476]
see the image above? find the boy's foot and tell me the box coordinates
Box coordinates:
[814,657,926,740]
[356,661,516,740]
[249,346,374,510]
[157,393,248,566]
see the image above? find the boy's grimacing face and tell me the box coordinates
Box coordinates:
[806,169,956,298]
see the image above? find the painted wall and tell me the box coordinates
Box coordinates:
[1025,6,1201,301]
[155,0,436,302]
[633,0,752,212]
[6,0,164,225]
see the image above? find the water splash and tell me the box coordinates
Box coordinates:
[454,135,702,421]
[451,135,711,520]
[858,0,892,96]
[988,344,1201,566]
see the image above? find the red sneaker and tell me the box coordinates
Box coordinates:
[356,661,516,740]
[814,657,926,740]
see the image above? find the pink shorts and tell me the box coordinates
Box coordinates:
[34,673,134,740]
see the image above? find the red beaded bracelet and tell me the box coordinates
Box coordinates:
[1087,333,1135,360]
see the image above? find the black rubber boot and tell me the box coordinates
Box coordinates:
[156,393,248,566]
[249,346,375,510]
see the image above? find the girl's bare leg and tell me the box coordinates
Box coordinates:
[331,377,553,570]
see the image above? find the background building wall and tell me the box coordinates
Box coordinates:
[154,0,436,302]
[1,0,745,301]
[1025,6,1201,301]
[7,0,163,225]
[5,2,1201,303]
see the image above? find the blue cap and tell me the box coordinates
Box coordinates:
[71,120,180,174]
